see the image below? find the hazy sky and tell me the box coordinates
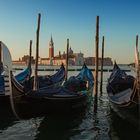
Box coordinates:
[0,0,140,64]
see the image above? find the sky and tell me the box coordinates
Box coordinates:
[0,0,140,64]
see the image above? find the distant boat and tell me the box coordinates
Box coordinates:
[9,63,94,119]
[106,62,140,128]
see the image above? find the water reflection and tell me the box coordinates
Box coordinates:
[34,97,110,140]
[34,111,86,140]
[108,108,140,140]
[0,65,139,140]
[0,106,17,132]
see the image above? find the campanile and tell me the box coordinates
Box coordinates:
[49,36,54,58]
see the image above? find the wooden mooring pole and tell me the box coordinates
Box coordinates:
[94,16,99,96]
[135,35,140,131]
[65,38,69,81]
[33,13,41,90]
[100,36,104,95]
[94,16,99,112]
[136,35,139,61]
[28,40,32,67]
[28,40,32,79]
[0,42,2,63]
[135,35,140,91]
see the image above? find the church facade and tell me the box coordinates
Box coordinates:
[40,37,85,66]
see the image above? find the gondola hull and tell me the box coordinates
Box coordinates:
[12,94,88,118]
[11,77,90,118]
[0,95,11,107]
[0,41,32,107]
[107,62,140,128]
[10,64,93,119]
[109,100,140,128]
[0,64,65,107]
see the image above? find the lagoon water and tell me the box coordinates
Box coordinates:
[0,65,140,140]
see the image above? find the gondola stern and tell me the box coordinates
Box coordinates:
[9,71,25,98]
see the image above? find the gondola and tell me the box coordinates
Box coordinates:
[0,41,13,97]
[27,63,65,89]
[106,62,140,128]
[0,41,65,107]
[38,63,65,88]
[10,64,94,118]
[15,65,32,84]
[0,41,32,107]
[0,65,32,106]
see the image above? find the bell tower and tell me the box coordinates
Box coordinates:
[49,36,54,59]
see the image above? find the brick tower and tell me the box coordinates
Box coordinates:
[49,36,54,59]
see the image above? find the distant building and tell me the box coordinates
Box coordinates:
[22,55,35,64]
[12,36,113,66]
[101,57,113,66]
[84,57,94,66]
[40,36,84,66]
[12,55,35,65]
[12,60,26,65]
[49,36,54,59]
[84,57,113,66]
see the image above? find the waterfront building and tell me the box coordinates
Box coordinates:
[12,36,113,66]
[40,37,84,66]
[84,57,113,66]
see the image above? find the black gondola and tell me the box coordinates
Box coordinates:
[0,41,65,107]
[10,64,94,118]
[0,41,33,107]
[28,63,65,89]
[106,62,140,128]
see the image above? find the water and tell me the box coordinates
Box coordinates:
[0,65,140,140]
